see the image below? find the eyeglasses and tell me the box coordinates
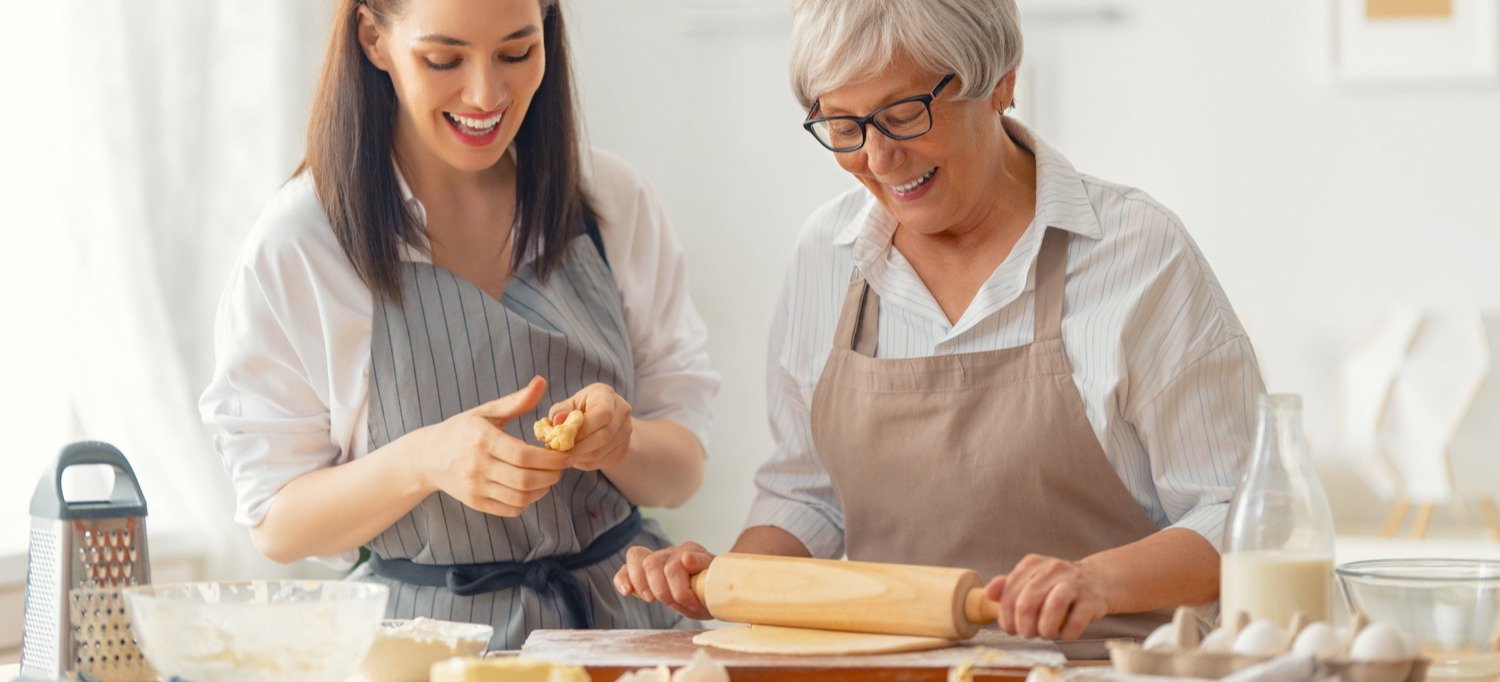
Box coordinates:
[803,74,956,153]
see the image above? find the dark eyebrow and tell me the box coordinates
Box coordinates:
[415,25,539,46]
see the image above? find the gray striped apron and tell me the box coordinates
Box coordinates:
[359,224,688,649]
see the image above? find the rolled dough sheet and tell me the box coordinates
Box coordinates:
[692,625,954,656]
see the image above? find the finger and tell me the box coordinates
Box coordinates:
[1012,579,1052,639]
[1060,599,1102,642]
[622,546,654,601]
[568,419,621,458]
[663,554,707,617]
[573,435,630,472]
[470,376,547,422]
[468,495,522,518]
[492,464,564,493]
[613,564,634,596]
[490,437,574,470]
[1037,584,1076,639]
[576,403,615,442]
[482,482,541,510]
[642,552,675,609]
[985,575,1006,603]
[997,573,1029,633]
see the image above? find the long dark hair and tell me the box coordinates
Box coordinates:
[300,0,594,300]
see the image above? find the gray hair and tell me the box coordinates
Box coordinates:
[788,0,1023,109]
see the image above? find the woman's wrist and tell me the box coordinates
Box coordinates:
[390,425,437,496]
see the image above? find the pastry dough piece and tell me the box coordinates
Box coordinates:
[429,656,588,682]
[692,624,952,656]
[533,411,585,451]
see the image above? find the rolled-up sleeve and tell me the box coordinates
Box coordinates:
[200,257,341,529]
[1131,334,1264,553]
[742,263,846,559]
[591,150,719,449]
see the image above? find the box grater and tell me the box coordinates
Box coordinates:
[21,441,154,681]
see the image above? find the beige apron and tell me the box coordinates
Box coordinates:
[810,227,1172,640]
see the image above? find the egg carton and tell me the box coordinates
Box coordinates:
[1107,607,1429,682]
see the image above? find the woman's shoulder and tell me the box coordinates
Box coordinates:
[578,145,651,205]
[238,172,351,274]
[1078,174,1191,245]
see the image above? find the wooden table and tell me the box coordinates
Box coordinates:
[520,629,1108,681]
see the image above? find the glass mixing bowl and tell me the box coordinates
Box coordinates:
[123,580,389,682]
[1337,559,1500,680]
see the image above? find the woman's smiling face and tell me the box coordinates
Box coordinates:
[817,53,1014,238]
[359,0,546,173]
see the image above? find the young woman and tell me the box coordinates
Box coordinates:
[201,0,718,647]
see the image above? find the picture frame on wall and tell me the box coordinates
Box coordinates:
[1331,0,1500,85]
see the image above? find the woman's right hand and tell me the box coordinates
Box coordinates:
[413,376,573,517]
[614,542,716,620]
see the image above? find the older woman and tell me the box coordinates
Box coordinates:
[617,0,1262,642]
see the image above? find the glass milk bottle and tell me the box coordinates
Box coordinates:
[1221,394,1336,626]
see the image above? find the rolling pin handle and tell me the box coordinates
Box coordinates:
[964,587,1000,624]
[690,570,708,603]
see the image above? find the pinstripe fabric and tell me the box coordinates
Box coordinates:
[746,118,1265,563]
[363,234,687,649]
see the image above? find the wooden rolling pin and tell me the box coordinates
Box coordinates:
[689,553,1000,639]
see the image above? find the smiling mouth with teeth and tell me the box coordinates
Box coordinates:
[444,110,504,137]
[891,167,938,195]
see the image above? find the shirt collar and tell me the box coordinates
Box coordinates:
[833,117,1103,268]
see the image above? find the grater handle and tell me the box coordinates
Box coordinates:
[31,441,148,519]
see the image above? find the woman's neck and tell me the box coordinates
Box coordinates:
[391,120,512,218]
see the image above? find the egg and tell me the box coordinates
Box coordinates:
[1199,625,1237,653]
[1231,620,1289,656]
[1349,622,1415,662]
[1143,621,1180,651]
[1291,622,1342,660]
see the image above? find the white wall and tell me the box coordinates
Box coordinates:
[569,0,1500,549]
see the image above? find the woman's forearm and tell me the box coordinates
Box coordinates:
[729,525,812,557]
[1080,527,1220,614]
[602,418,705,508]
[250,430,433,563]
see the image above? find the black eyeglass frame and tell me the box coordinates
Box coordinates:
[802,73,957,153]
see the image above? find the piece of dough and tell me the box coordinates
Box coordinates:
[533,411,585,451]
[692,625,953,656]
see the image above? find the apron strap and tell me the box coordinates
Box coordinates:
[832,269,879,356]
[1032,228,1070,342]
[366,507,643,629]
[837,226,1070,354]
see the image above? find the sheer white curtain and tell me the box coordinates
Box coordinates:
[49,0,332,579]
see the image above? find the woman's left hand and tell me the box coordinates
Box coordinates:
[986,553,1110,641]
[547,383,633,471]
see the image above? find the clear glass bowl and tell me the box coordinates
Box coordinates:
[122,580,389,682]
[1337,559,1500,680]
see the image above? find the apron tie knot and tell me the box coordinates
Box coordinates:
[368,507,645,630]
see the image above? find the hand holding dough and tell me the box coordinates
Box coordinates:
[534,410,586,451]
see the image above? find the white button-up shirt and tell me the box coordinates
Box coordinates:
[201,147,719,546]
[746,119,1264,560]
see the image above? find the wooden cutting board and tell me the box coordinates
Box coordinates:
[520,629,1101,681]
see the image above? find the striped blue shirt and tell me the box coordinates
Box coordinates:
[745,119,1265,561]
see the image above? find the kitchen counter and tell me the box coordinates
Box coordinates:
[520,629,1087,681]
[1,628,1090,681]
